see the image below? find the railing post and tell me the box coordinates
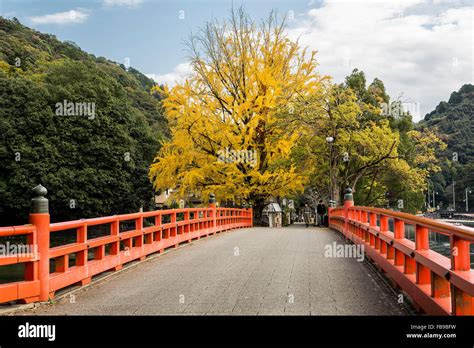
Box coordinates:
[110,217,121,270]
[394,218,405,266]
[343,188,354,236]
[361,211,368,224]
[136,213,144,258]
[415,224,429,251]
[248,203,253,227]
[451,236,470,271]
[394,219,405,239]
[451,236,472,315]
[29,184,50,302]
[380,215,388,232]
[414,225,430,285]
[378,215,388,252]
[369,212,377,246]
[183,210,190,234]
[171,211,177,237]
[208,193,216,233]
[356,209,361,222]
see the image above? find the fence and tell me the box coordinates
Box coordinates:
[0,186,252,304]
[329,188,474,315]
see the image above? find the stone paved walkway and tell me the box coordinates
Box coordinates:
[21,225,410,315]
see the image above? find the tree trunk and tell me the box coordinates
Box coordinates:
[329,165,341,206]
[332,181,341,206]
[250,195,266,226]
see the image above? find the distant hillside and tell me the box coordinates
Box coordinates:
[418,84,474,210]
[0,17,169,224]
[0,17,168,133]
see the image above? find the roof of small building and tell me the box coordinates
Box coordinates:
[263,202,282,213]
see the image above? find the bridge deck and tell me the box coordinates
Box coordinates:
[21,225,410,315]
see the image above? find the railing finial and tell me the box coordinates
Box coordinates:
[344,187,353,202]
[209,193,216,204]
[31,184,49,214]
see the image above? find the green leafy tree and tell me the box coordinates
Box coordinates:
[418,84,474,210]
[0,17,168,225]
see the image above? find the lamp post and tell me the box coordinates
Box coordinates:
[451,152,457,211]
[326,136,334,204]
[466,188,472,212]
[426,188,430,209]
[433,191,438,210]
[453,179,456,211]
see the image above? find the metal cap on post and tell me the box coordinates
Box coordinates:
[344,187,354,206]
[31,184,48,213]
[343,188,353,236]
[30,184,50,302]
[208,193,216,205]
[208,193,216,233]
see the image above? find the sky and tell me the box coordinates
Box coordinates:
[1,0,472,120]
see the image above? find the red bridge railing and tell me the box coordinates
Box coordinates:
[0,186,252,304]
[329,189,473,316]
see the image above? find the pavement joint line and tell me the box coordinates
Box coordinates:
[0,228,248,316]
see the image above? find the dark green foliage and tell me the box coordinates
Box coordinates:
[0,17,168,225]
[418,84,474,210]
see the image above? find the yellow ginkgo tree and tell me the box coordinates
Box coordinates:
[149,8,326,217]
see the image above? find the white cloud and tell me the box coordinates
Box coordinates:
[29,9,89,25]
[146,63,193,86]
[103,0,144,8]
[287,0,473,120]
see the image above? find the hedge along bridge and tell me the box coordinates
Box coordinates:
[0,185,252,304]
[330,189,474,316]
[0,186,472,316]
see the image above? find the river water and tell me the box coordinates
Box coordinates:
[420,220,474,267]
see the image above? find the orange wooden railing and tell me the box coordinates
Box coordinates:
[0,187,252,304]
[329,189,474,315]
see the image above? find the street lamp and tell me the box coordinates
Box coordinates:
[453,180,456,211]
[433,191,438,210]
[466,188,472,212]
[326,136,335,203]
